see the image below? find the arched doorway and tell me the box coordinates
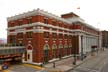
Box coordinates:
[59,44,63,59]
[52,44,57,58]
[43,44,50,63]
[24,44,33,63]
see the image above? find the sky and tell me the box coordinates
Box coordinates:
[0,0,108,38]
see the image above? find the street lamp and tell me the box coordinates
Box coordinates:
[73,51,76,65]
[53,62,55,68]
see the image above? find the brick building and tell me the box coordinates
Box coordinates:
[7,9,100,65]
[101,30,108,48]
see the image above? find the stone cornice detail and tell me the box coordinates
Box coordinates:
[7,8,71,24]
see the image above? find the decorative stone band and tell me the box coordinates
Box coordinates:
[7,8,99,31]
[7,22,99,37]
[7,8,71,24]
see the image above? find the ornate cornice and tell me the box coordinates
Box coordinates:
[7,8,71,24]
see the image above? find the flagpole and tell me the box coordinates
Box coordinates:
[77,7,80,17]
[77,6,84,60]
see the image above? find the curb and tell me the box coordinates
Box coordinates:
[22,64,45,70]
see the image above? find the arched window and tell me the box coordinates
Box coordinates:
[44,44,50,50]
[52,44,57,58]
[69,43,72,54]
[43,44,50,63]
[59,44,63,49]
[59,44,63,59]
[64,44,68,56]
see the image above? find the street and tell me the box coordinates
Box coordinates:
[100,62,108,72]
[69,49,108,72]
[1,64,42,72]
[1,49,108,72]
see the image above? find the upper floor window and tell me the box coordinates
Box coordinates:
[44,18,48,24]
[10,22,14,27]
[59,34,63,39]
[64,24,67,28]
[18,20,22,26]
[27,32,33,38]
[10,35,15,43]
[17,33,23,39]
[64,34,68,39]
[52,33,57,39]
[58,22,62,27]
[44,32,49,38]
[27,18,32,24]
[52,20,56,26]
[69,35,72,39]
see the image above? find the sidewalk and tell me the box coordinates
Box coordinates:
[43,49,104,72]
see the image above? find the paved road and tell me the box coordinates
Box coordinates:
[100,63,108,72]
[4,64,40,72]
[69,49,108,72]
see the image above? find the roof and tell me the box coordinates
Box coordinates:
[7,8,71,24]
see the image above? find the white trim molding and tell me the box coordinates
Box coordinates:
[7,8,71,24]
[7,22,99,37]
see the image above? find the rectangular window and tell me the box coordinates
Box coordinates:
[44,32,49,38]
[44,18,48,24]
[59,23,62,27]
[10,22,14,27]
[69,35,72,39]
[10,35,15,43]
[52,20,56,26]
[52,33,57,39]
[27,32,33,38]
[64,34,68,39]
[17,33,23,39]
[18,20,22,26]
[27,18,32,24]
[59,34,63,39]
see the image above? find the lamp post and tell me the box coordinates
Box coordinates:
[73,51,76,65]
[53,62,55,68]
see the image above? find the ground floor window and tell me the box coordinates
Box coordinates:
[69,44,72,54]
[43,44,50,63]
[52,44,57,58]
[59,44,63,59]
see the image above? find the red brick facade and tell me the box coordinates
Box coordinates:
[7,9,100,64]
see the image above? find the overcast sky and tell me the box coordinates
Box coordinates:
[0,0,108,38]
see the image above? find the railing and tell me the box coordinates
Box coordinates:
[0,43,26,55]
[0,43,24,47]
